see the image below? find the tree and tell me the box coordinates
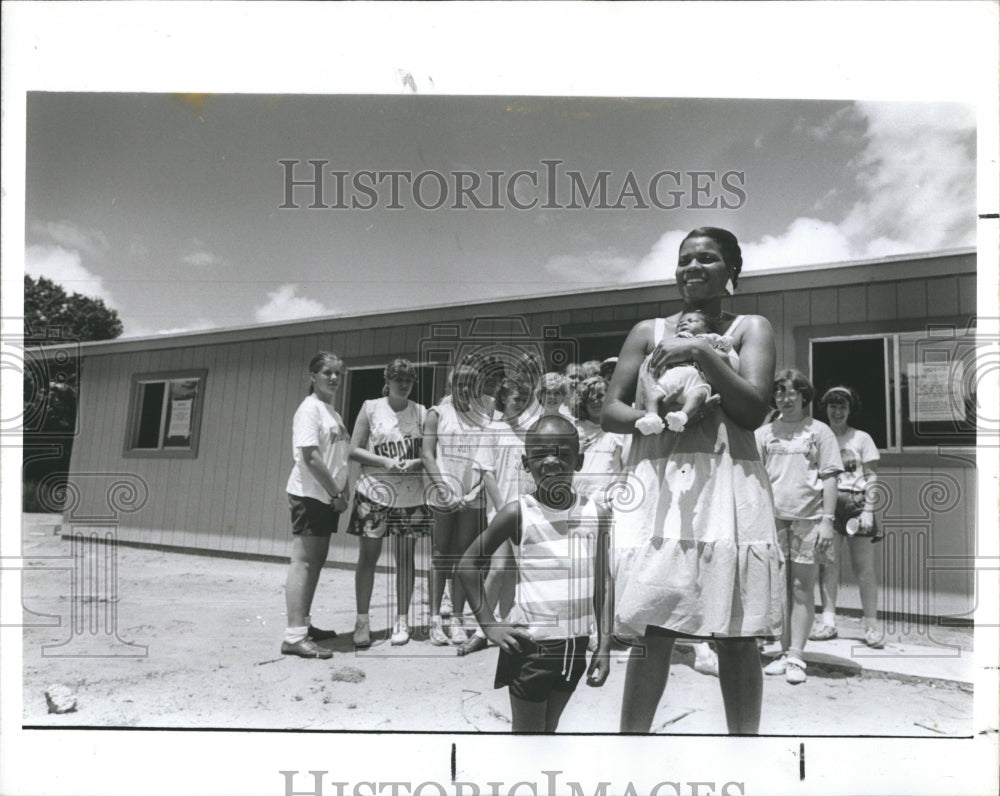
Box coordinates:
[25,275,123,342]
[23,275,123,510]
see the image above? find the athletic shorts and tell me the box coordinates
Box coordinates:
[494,636,588,702]
[775,518,833,566]
[288,494,340,537]
[347,491,431,539]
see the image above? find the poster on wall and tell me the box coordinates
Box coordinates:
[907,362,966,423]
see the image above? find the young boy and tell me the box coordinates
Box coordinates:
[636,310,737,434]
[457,415,613,733]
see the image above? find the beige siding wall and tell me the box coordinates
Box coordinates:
[65,257,978,614]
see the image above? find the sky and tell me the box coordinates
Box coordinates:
[24,94,976,339]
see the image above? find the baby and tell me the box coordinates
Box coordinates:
[635,310,735,434]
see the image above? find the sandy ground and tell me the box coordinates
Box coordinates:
[19,524,973,736]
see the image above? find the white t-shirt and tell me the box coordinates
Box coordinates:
[286,393,350,502]
[429,398,490,497]
[474,419,535,521]
[835,427,880,493]
[355,397,427,508]
[576,418,625,503]
[755,416,843,521]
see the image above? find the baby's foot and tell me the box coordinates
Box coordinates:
[635,413,665,435]
[666,411,689,432]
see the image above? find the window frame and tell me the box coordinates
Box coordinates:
[810,327,977,454]
[123,369,207,459]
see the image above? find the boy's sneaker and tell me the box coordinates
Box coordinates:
[449,617,468,645]
[353,618,372,649]
[390,618,410,646]
[763,654,787,675]
[785,656,807,684]
[429,617,449,646]
[864,626,884,649]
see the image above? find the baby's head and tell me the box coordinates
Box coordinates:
[677,310,714,336]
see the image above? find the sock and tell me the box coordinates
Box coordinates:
[356,613,369,624]
[284,625,308,644]
[822,611,836,626]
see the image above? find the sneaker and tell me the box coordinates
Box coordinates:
[353,618,372,649]
[390,618,410,646]
[440,583,453,618]
[864,626,884,649]
[449,617,468,645]
[785,656,807,684]
[429,618,449,646]
[693,646,720,677]
[307,625,338,641]
[457,633,489,657]
[809,622,837,641]
[763,654,787,675]
[281,637,333,659]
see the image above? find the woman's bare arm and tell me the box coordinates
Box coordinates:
[601,319,656,433]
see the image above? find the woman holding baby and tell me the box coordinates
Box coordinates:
[602,226,782,734]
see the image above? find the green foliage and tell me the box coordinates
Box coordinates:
[24,275,123,341]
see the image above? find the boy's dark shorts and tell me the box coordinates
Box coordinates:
[288,494,340,537]
[494,636,588,702]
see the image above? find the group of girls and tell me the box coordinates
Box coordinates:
[281,351,628,658]
[280,347,884,691]
[756,370,883,685]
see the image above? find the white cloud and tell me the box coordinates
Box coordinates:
[543,248,638,283]
[25,244,117,306]
[254,284,337,323]
[29,220,109,258]
[627,101,976,282]
[181,250,222,267]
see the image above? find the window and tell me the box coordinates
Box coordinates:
[125,370,206,457]
[810,324,978,452]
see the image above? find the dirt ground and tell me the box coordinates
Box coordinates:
[19,523,974,736]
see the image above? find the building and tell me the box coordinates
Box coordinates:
[47,248,979,621]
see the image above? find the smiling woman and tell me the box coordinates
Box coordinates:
[601,226,781,734]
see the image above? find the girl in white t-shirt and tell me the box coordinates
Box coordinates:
[812,386,884,648]
[574,375,625,505]
[347,359,429,648]
[282,352,350,659]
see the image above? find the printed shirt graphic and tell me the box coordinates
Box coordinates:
[835,427,880,493]
[286,394,350,502]
[755,417,843,520]
[509,494,599,640]
[356,397,427,508]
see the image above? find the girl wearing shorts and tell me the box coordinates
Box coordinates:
[755,369,843,684]
[812,386,884,648]
[282,352,350,659]
[422,363,490,645]
[348,359,429,648]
